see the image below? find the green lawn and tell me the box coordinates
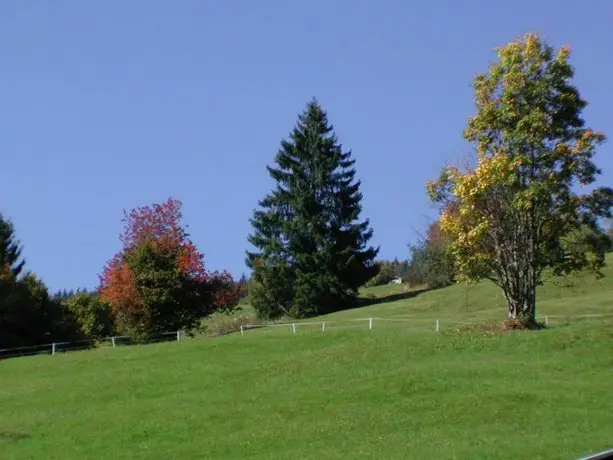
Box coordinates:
[2,259,613,459]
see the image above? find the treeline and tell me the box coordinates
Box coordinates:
[363,259,410,287]
[1,217,85,348]
[365,215,457,289]
[0,201,240,350]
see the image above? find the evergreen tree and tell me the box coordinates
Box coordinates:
[0,215,83,349]
[247,99,378,319]
[0,213,25,277]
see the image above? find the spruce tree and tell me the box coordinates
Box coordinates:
[247,99,378,319]
[0,213,25,277]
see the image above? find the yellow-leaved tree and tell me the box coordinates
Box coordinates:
[427,33,613,323]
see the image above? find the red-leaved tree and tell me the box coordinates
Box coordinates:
[99,198,239,337]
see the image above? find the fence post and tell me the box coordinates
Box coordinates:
[368,318,373,330]
[322,322,325,332]
[111,336,116,348]
[51,343,56,356]
[240,325,244,336]
[292,323,296,334]
[176,331,181,341]
[436,319,440,332]
[545,316,549,326]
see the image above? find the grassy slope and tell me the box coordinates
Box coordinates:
[2,257,613,459]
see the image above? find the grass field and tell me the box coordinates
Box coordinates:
[2,258,613,459]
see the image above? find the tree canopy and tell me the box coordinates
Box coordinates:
[427,33,613,321]
[99,198,239,338]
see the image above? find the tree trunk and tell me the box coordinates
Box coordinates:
[504,279,536,322]
[522,289,536,321]
[507,300,520,319]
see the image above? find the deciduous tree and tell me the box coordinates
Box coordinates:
[62,292,114,340]
[409,221,456,289]
[427,33,613,322]
[99,198,238,337]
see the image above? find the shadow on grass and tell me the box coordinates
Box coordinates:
[355,287,432,309]
[0,431,30,442]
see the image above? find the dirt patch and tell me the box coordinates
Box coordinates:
[457,318,547,333]
[0,431,29,442]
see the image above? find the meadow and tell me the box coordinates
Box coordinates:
[2,258,613,459]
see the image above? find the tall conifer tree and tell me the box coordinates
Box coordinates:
[247,99,378,318]
[0,214,25,277]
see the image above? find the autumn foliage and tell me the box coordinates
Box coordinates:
[99,198,239,336]
[427,33,613,321]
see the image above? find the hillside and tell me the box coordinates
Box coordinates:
[2,257,613,459]
[204,255,613,337]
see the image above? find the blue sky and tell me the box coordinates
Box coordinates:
[2,1,612,292]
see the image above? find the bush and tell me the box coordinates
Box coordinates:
[62,292,114,340]
[199,308,261,337]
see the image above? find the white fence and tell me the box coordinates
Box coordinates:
[239,311,613,336]
[239,317,442,335]
[2,313,612,360]
[0,331,182,360]
[239,312,613,336]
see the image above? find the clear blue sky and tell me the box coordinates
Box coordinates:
[2,1,612,292]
